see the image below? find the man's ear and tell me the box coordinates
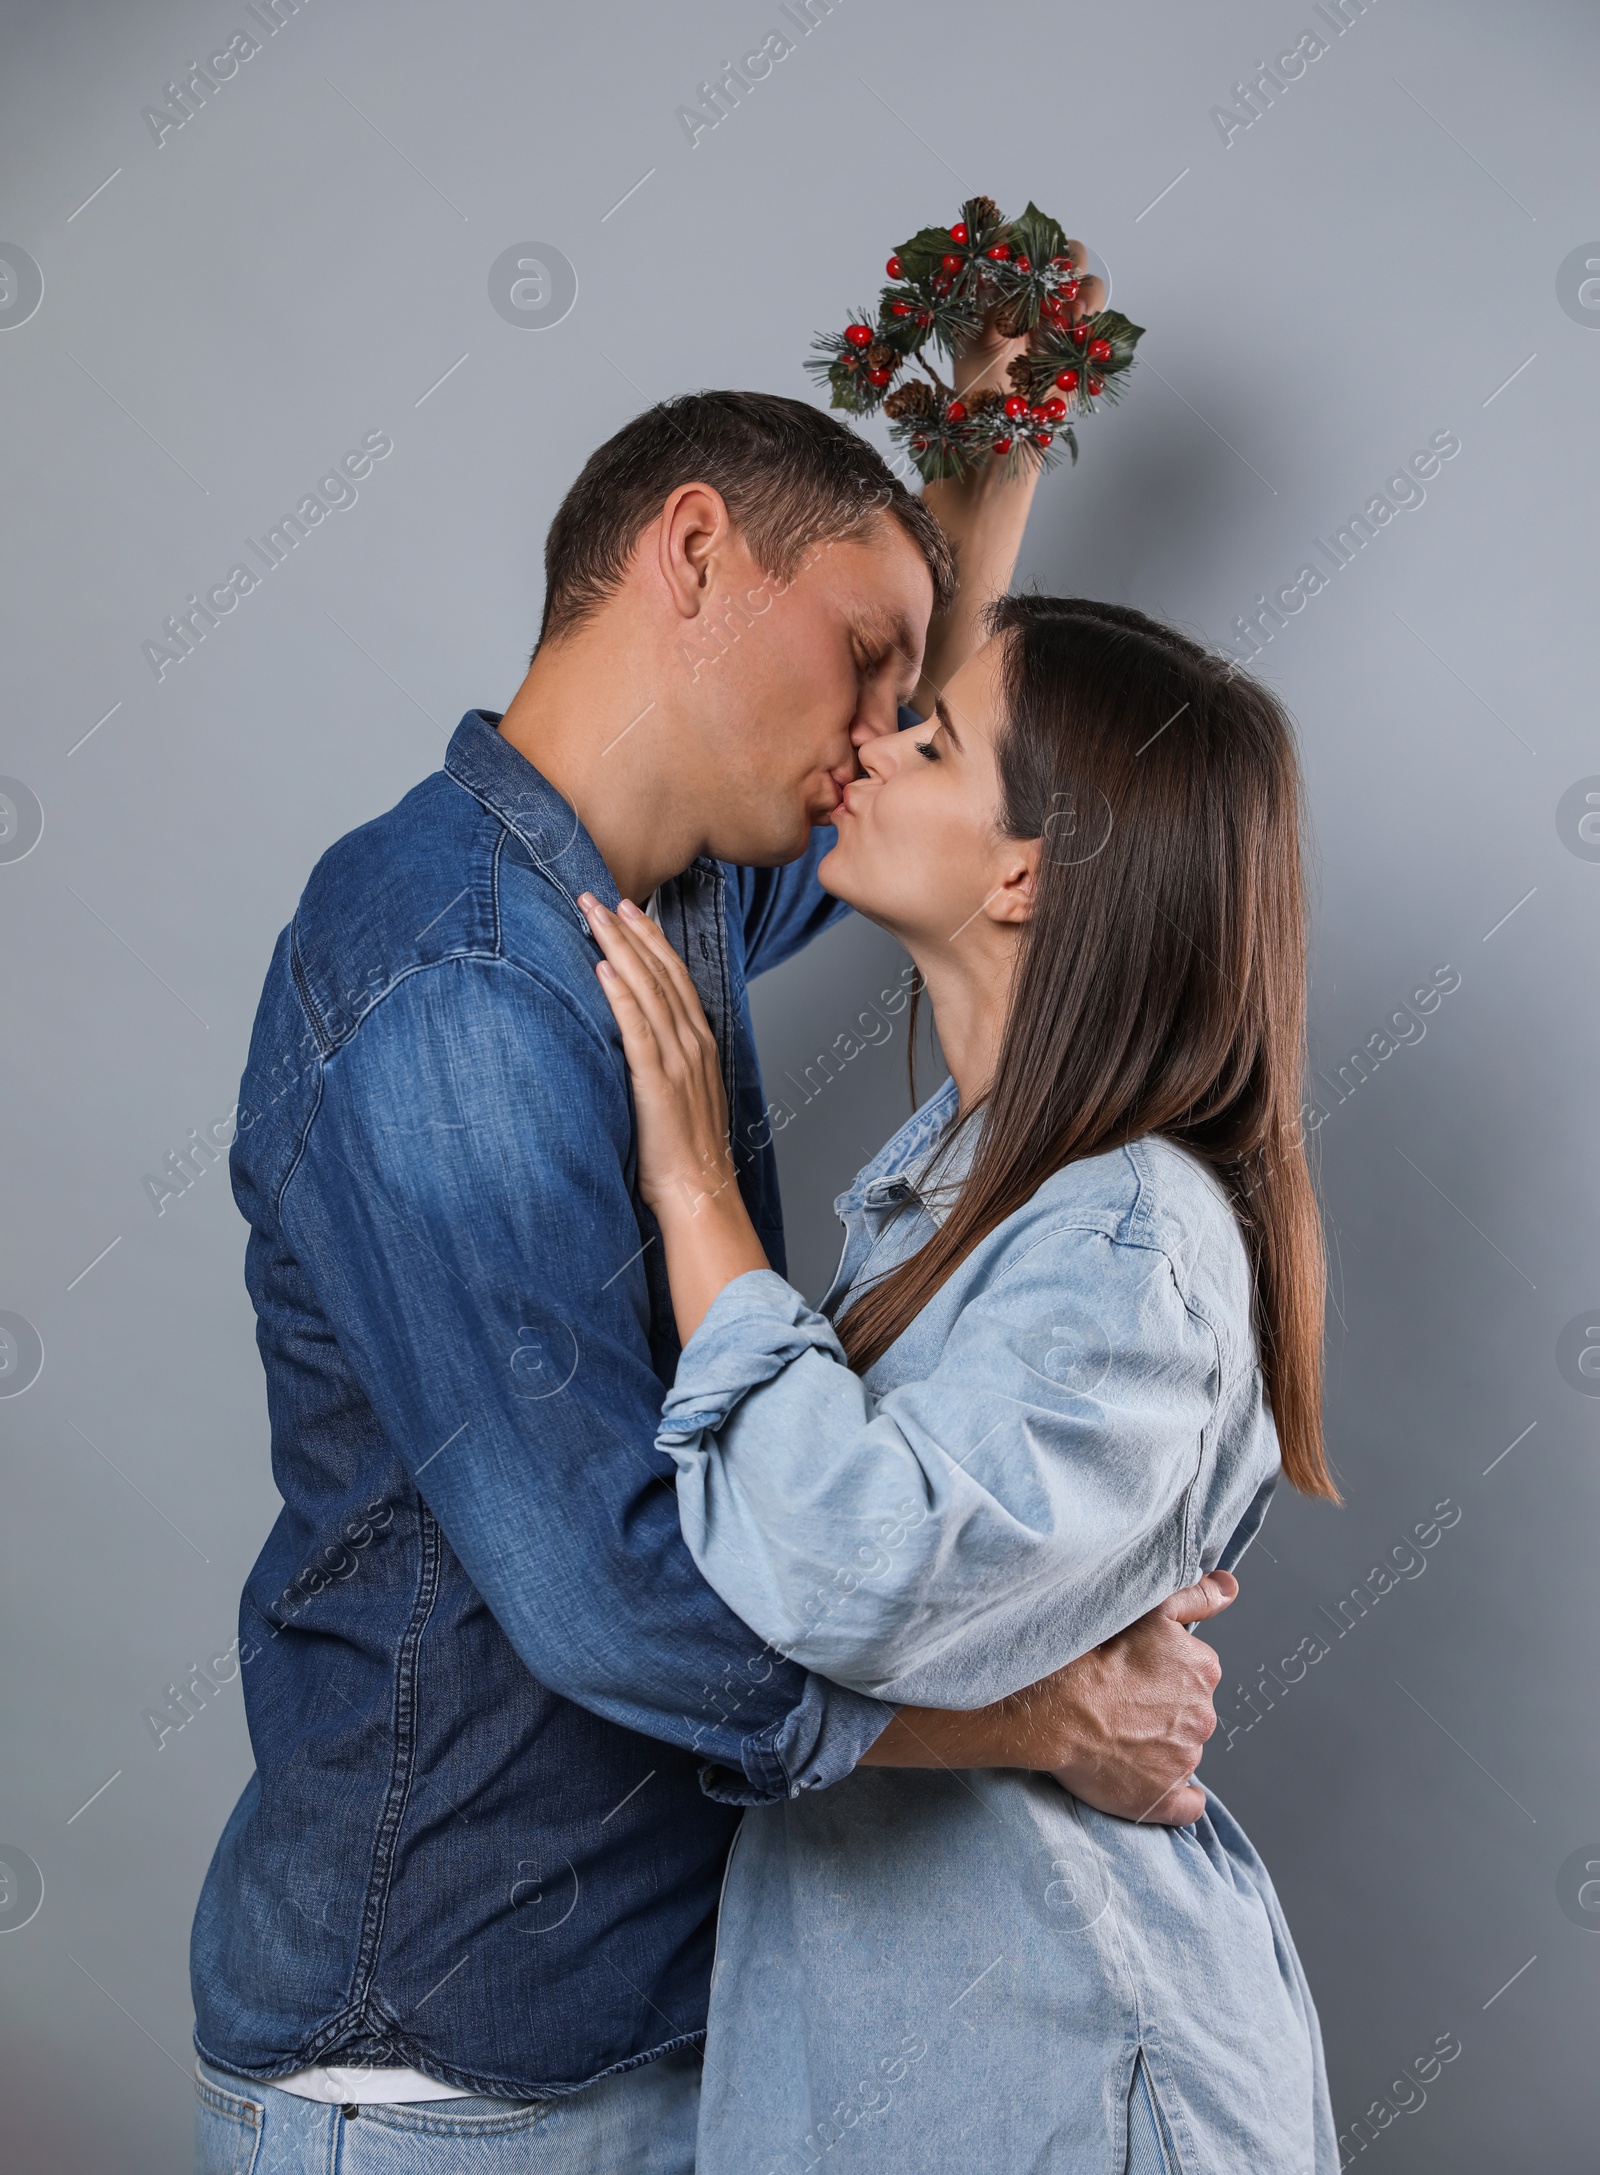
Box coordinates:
[655,483,730,622]
[987,837,1041,926]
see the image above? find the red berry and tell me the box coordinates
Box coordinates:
[1070,323,1089,345]
[867,367,892,388]
[986,243,1011,261]
[891,300,912,317]
[941,253,963,274]
[946,399,967,422]
[949,222,968,244]
[911,434,928,452]
[886,254,903,279]
[992,436,1012,455]
[1014,255,1031,274]
[1055,368,1079,391]
[1087,374,1105,395]
[844,323,873,349]
[1058,279,1081,301]
[1050,254,1074,271]
[1088,337,1113,363]
[1003,395,1028,419]
[1034,430,1053,447]
[1044,396,1068,420]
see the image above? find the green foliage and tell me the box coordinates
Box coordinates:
[808,196,1145,483]
[1008,200,1069,270]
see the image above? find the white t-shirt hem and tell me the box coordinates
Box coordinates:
[269,2064,474,2104]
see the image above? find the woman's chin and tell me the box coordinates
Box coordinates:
[817,847,895,934]
[815,843,850,901]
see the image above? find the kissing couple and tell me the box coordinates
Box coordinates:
[191,282,1340,2174]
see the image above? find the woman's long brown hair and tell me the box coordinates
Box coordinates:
[835,595,1336,1500]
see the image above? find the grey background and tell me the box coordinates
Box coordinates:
[1,0,1595,2166]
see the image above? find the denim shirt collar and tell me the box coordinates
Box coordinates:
[444,711,735,955]
[834,1076,983,1230]
[444,709,620,927]
[905,1104,985,1228]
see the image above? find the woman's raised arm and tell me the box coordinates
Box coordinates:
[912,241,1105,713]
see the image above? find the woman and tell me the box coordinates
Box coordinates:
[581,594,1339,2174]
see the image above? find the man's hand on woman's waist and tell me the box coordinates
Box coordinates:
[858,1570,1238,1826]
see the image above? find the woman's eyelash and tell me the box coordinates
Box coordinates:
[914,738,940,761]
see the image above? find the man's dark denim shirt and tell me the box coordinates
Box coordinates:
[190,711,898,2098]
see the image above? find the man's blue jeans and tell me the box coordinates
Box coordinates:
[195,2052,700,2173]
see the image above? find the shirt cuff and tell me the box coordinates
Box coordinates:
[658,1269,845,1443]
[701,1671,896,1806]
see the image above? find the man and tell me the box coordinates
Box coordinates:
[191,384,1236,2173]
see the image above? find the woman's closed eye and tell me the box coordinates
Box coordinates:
[914,736,941,761]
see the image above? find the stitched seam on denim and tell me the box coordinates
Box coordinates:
[699,862,739,1132]
[735,1721,791,1799]
[1119,1140,1147,1243]
[345,1499,445,2023]
[444,764,598,923]
[238,1013,320,1135]
[1139,2037,1194,2175]
[1175,1267,1224,1580]
[194,2028,714,2103]
[288,798,503,1065]
[950,1225,1225,1551]
[847,1078,959,1196]
[953,1214,1153,1289]
[289,956,620,1115]
[195,2076,263,2124]
[356,2101,552,2135]
[1131,2050,1180,2175]
[833,1196,930,1322]
[841,1088,957,1207]
[275,1059,326,1217]
[290,921,334,1055]
[351,1988,426,2072]
[736,863,775,971]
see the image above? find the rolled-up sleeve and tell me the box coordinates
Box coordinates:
[658,1238,1227,1709]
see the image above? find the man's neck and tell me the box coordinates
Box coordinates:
[497,631,702,904]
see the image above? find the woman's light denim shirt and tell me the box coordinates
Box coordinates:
[659,1079,1337,2175]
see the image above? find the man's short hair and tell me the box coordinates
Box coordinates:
[536,390,956,649]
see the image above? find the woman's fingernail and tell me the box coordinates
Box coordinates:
[596,960,614,979]
[617,898,644,921]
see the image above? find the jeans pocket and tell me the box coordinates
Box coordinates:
[194,2071,264,2175]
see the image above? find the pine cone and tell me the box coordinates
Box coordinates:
[967,388,1004,417]
[883,381,936,422]
[963,194,1002,233]
[1006,355,1033,392]
[867,340,897,371]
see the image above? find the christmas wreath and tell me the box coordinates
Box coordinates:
[808,194,1144,483]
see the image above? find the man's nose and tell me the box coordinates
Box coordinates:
[855,734,896,781]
